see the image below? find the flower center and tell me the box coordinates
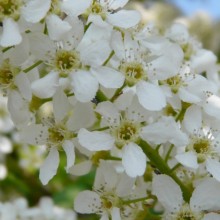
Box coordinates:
[193,139,210,154]
[0,60,19,89]
[85,1,106,19]
[113,120,140,148]
[0,0,22,21]
[161,74,186,94]
[176,212,197,220]
[120,62,147,86]
[48,126,65,146]
[55,50,81,76]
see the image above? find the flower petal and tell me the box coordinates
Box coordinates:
[107,10,141,28]
[62,140,75,172]
[78,128,114,151]
[175,152,199,169]
[31,71,58,98]
[46,14,72,40]
[21,0,51,23]
[39,148,59,185]
[71,70,98,102]
[122,143,147,178]
[0,18,22,47]
[91,66,124,89]
[190,178,220,211]
[152,174,183,212]
[74,191,101,214]
[61,0,92,17]
[206,159,220,182]
[136,81,166,111]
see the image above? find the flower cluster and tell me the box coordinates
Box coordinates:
[0,197,76,219]
[1,0,220,219]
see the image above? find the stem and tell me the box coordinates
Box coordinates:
[110,84,125,102]
[102,51,114,66]
[139,139,192,202]
[2,46,14,53]
[165,144,174,162]
[123,197,149,205]
[95,90,108,102]
[171,163,181,172]
[23,60,43,73]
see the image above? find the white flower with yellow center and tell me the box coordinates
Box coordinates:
[74,161,145,220]
[32,21,124,102]
[19,89,75,185]
[111,31,166,111]
[176,105,220,181]
[61,0,141,29]
[78,96,148,178]
[152,175,220,220]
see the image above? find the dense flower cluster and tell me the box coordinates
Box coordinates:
[1,0,220,219]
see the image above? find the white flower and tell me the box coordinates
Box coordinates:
[152,175,220,220]
[176,105,220,181]
[62,0,141,29]
[19,89,75,184]
[78,97,147,178]
[74,161,145,219]
[111,31,166,111]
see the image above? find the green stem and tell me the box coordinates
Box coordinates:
[139,139,192,202]
[102,51,115,66]
[123,197,149,205]
[110,84,125,102]
[171,163,181,172]
[95,90,108,102]
[165,144,174,162]
[23,60,43,73]
[108,156,121,161]
[2,46,14,53]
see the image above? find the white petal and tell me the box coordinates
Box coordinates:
[31,71,58,98]
[53,88,71,123]
[68,161,92,176]
[183,105,202,133]
[111,207,121,220]
[152,174,183,212]
[46,14,72,40]
[206,159,220,182]
[141,116,188,147]
[21,0,51,23]
[67,102,96,131]
[136,81,166,111]
[80,39,111,67]
[39,148,59,185]
[175,152,199,169]
[71,70,98,102]
[62,140,75,172]
[122,143,146,178]
[74,191,101,214]
[78,128,114,151]
[19,124,48,145]
[0,18,22,47]
[96,101,120,125]
[91,66,124,89]
[15,72,32,101]
[61,0,92,17]
[190,178,220,211]
[104,0,128,9]
[203,95,220,120]
[203,213,220,220]
[178,88,201,103]
[107,10,141,28]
